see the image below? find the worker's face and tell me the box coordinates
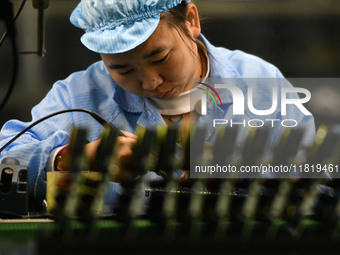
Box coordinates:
[100,15,202,99]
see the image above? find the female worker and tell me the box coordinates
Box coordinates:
[0,0,315,207]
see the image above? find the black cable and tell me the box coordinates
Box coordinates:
[0,0,27,47]
[0,108,126,154]
[0,32,18,111]
[0,0,23,111]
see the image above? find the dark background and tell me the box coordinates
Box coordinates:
[1,0,340,128]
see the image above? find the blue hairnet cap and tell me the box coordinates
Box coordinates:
[70,0,190,54]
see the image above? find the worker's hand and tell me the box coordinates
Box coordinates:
[54,139,104,172]
[180,170,191,187]
[111,130,138,183]
[85,130,138,183]
[55,131,138,184]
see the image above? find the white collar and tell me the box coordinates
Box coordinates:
[149,54,210,116]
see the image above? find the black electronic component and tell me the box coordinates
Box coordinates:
[0,157,28,216]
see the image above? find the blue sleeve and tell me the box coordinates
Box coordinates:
[0,82,75,204]
[0,61,112,204]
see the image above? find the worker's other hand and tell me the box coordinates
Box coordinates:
[112,130,138,183]
[180,170,191,187]
[86,130,138,183]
